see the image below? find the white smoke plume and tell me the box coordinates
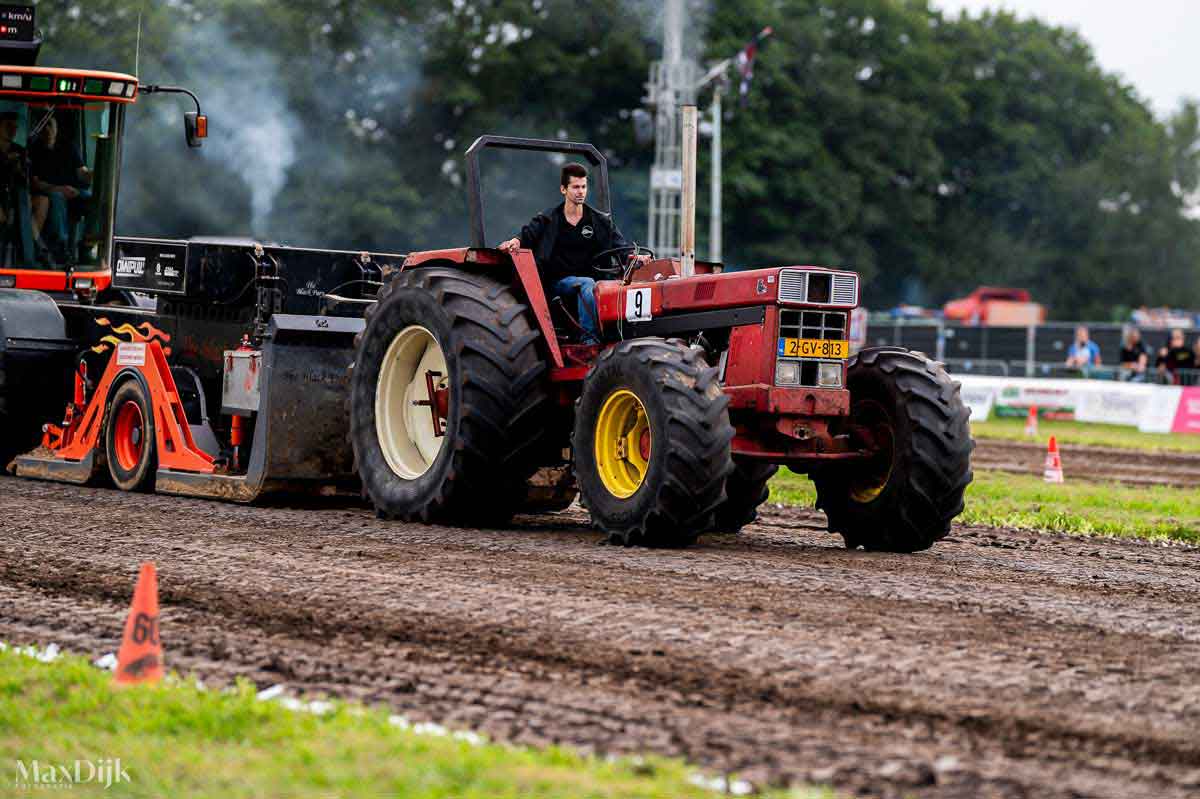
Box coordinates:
[179,22,299,236]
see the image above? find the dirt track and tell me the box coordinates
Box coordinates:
[2,474,1199,798]
[972,438,1200,488]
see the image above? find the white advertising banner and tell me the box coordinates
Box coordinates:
[956,375,1189,433]
[1138,385,1184,433]
[1073,383,1158,427]
[993,379,1084,418]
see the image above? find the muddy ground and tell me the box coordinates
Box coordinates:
[971,438,1200,488]
[1,474,1198,799]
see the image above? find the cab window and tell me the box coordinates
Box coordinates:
[0,99,119,270]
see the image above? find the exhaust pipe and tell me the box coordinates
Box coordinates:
[680,104,697,277]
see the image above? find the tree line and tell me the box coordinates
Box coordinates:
[36,0,1200,318]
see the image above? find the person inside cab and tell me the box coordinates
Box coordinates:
[0,109,30,260]
[499,163,648,345]
[30,112,92,265]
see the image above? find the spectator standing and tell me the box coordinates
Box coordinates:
[1155,328,1196,383]
[1119,328,1148,381]
[1065,325,1101,369]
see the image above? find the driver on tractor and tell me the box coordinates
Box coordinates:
[499,163,647,344]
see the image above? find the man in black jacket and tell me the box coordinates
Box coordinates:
[499,163,646,344]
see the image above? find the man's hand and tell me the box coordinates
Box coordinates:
[498,237,521,254]
[58,186,80,200]
[629,253,651,266]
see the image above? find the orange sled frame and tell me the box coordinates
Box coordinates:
[14,314,364,501]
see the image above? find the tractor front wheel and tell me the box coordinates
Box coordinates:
[574,338,734,547]
[812,347,972,552]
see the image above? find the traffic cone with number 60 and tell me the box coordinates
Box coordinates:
[115,562,163,685]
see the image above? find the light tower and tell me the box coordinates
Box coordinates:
[643,0,697,260]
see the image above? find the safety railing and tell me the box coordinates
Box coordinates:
[942,358,1010,376]
[940,360,1200,385]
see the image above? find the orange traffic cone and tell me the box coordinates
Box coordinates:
[1043,436,1064,484]
[1025,405,1039,437]
[114,562,163,685]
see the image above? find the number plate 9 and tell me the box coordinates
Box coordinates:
[625,287,653,322]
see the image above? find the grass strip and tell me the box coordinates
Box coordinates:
[769,470,1200,545]
[0,648,829,799]
[970,416,1200,453]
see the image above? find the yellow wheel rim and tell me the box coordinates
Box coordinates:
[849,400,895,504]
[594,389,652,499]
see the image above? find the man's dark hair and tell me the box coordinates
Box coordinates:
[561,163,588,187]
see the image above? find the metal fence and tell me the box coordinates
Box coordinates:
[868,318,1200,384]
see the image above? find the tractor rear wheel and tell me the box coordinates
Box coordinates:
[574,338,734,547]
[105,378,158,492]
[710,459,778,533]
[812,347,972,552]
[350,267,550,525]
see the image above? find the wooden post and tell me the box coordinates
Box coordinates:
[680,104,697,277]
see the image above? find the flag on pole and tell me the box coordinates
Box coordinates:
[734,27,773,105]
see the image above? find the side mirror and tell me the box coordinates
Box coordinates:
[184,112,207,148]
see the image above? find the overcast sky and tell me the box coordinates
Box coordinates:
[934,0,1196,117]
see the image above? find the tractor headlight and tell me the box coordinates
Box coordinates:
[775,361,800,386]
[73,278,94,291]
[0,274,15,288]
[818,361,842,388]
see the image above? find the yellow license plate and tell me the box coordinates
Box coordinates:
[777,338,849,359]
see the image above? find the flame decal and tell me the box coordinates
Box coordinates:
[110,323,141,339]
[138,321,171,344]
[89,318,171,346]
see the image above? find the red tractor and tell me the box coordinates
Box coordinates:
[348,137,973,549]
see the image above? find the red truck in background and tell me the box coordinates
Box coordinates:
[943,286,1046,326]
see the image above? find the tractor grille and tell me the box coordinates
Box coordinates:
[832,274,858,306]
[778,309,847,342]
[777,269,859,307]
[776,309,847,388]
[778,270,808,303]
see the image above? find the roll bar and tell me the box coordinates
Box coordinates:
[465,135,611,249]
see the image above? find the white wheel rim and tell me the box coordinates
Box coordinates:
[375,325,448,479]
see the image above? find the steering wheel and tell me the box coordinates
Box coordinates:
[590,245,655,275]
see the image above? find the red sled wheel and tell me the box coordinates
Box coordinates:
[105,379,157,492]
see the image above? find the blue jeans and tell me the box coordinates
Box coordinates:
[551,276,600,344]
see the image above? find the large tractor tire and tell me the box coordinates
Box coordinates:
[812,347,973,552]
[574,338,734,547]
[710,459,778,533]
[349,267,550,526]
